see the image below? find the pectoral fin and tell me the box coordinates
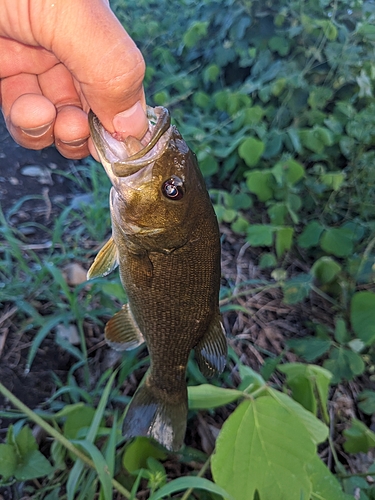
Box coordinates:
[105,303,144,351]
[87,236,118,279]
[195,315,227,378]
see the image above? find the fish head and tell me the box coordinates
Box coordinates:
[89,106,210,250]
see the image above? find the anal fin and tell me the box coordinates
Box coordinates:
[195,315,227,378]
[105,303,144,351]
[87,236,118,279]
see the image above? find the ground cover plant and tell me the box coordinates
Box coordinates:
[1,0,375,498]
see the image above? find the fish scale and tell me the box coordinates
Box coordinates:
[88,106,227,451]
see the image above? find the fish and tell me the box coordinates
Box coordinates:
[87,106,227,451]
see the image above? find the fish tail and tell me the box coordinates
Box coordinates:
[122,376,187,452]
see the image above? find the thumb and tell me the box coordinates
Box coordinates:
[31,0,148,137]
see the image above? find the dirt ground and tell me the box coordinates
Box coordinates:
[0,114,82,410]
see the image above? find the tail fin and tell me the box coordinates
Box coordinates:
[122,377,187,452]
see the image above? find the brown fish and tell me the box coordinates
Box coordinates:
[88,106,227,451]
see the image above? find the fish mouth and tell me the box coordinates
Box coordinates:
[89,106,172,179]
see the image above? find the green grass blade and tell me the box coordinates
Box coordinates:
[87,369,118,443]
[71,440,112,500]
[148,476,233,500]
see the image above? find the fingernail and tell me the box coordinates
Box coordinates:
[21,122,53,137]
[113,101,149,139]
[60,136,89,147]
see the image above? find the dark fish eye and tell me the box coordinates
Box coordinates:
[162,176,184,200]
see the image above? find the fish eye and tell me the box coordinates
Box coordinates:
[162,176,184,200]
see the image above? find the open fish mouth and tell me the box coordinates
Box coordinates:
[89,106,173,178]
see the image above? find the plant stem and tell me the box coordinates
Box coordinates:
[0,382,131,499]
[180,456,212,500]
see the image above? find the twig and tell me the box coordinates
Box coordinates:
[180,456,212,500]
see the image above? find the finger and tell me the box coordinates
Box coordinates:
[0,36,59,78]
[1,73,56,149]
[54,105,90,159]
[30,0,148,137]
[38,63,90,156]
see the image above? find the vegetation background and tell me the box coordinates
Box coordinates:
[1,0,375,498]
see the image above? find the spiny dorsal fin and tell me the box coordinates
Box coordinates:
[87,236,118,279]
[105,303,145,351]
[195,315,227,378]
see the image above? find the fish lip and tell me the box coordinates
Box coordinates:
[89,106,173,179]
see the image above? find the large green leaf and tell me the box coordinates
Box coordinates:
[211,396,315,500]
[351,291,375,345]
[269,389,328,445]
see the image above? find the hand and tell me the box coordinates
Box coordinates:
[0,0,148,159]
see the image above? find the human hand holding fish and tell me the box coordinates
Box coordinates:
[0,0,148,159]
[88,106,228,451]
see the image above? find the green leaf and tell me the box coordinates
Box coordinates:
[278,363,331,420]
[275,226,294,257]
[199,155,219,176]
[300,126,333,153]
[320,227,354,257]
[259,252,277,269]
[351,291,375,345]
[269,389,328,445]
[272,159,305,185]
[243,106,265,125]
[183,21,209,48]
[203,64,220,84]
[287,337,331,362]
[343,419,375,453]
[14,425,38,457]
[188,384,242,410]
[246,170,274,201]
[148,477,233,500]
[307,455,352,500]
[238,364,266,394]
[269,36,290,56]
[357,390,375,415]
[238,137,265,167]
[211,396,315,500]
[323,347,365,384]
[15,450,53,481]
[63,406,96,440]
[321,172,346,191]
[334,317,351,344]
[0,443,17,479]
[298,221,324,249]
[283,274,313,304]
[311,257,342,285]
[246,224,275,246]
[123,437,167,474]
